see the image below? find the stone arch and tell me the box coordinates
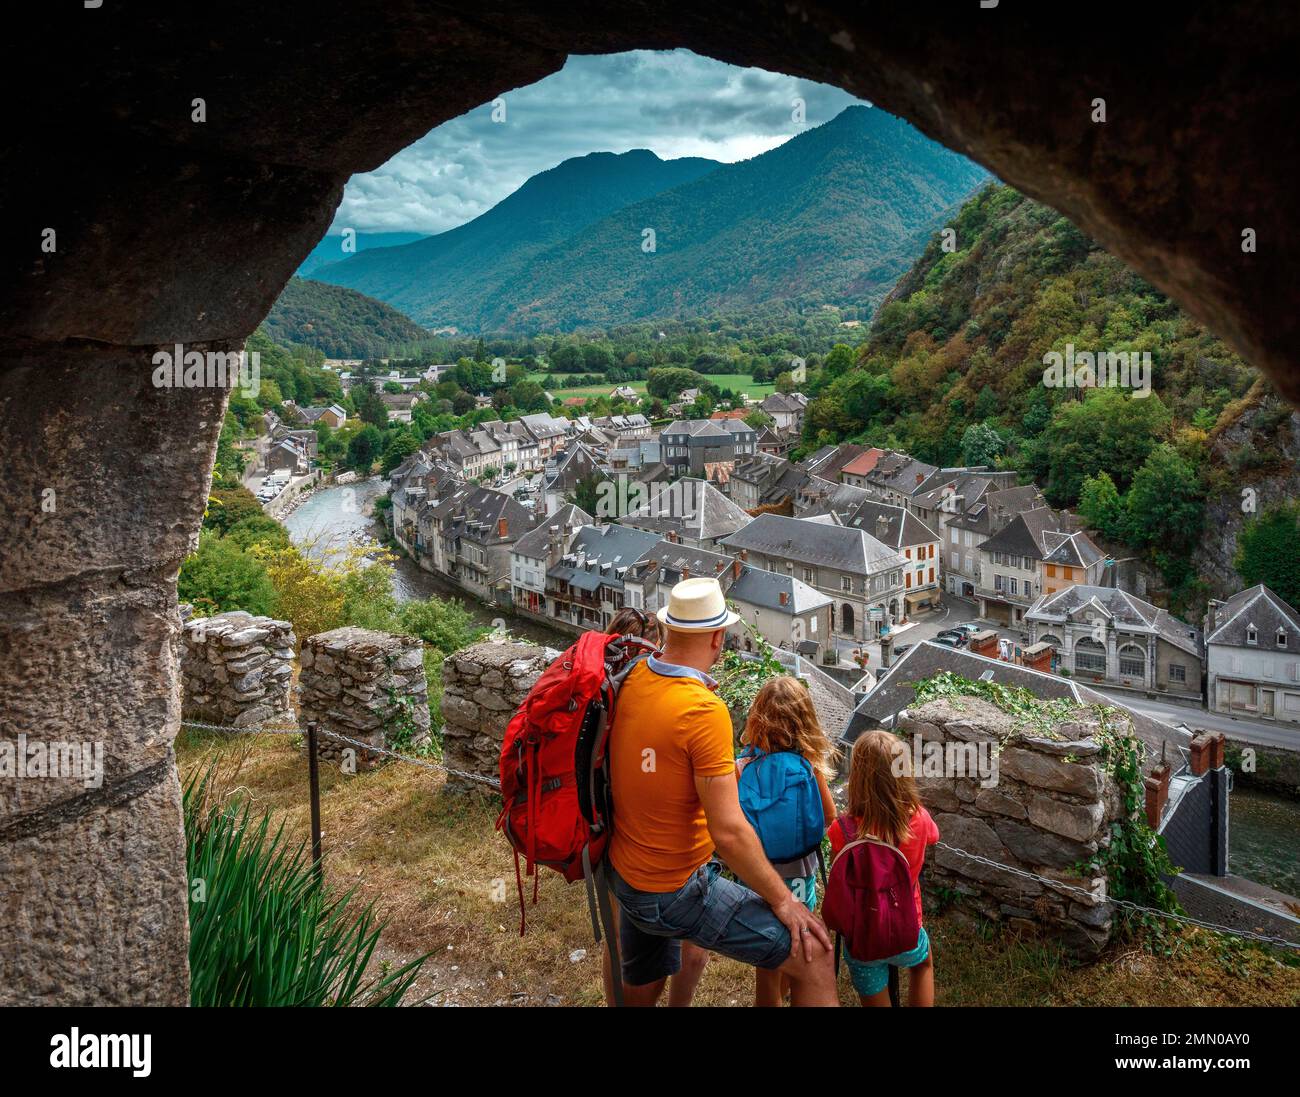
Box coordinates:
[841,603,856,635]
[6,3,1300,1004]
[1074,637,1107,676]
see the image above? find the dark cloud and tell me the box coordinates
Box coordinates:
[331,49,864,235]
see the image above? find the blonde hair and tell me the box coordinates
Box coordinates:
[742,675,838,779]
[845,730,921,847]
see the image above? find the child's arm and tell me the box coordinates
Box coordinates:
[815,769,836,832]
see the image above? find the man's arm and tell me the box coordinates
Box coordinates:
[695,771,831,961]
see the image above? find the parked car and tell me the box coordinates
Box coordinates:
[935,629,968,647]
[931,635,962,648]
[951,622,982,636]
[890,643,914,658]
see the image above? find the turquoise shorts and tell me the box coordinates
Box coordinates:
[844,926,930,997]
[785,875,817,911]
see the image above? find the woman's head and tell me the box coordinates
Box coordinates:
[608,607,663,647]
[845,730,920,846]
[743,675,837,777]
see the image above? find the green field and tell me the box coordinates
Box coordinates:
[529,372,776,402]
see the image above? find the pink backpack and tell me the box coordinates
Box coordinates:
[821,815,920,964]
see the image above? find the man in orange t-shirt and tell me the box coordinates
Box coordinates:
[605,578,837,1007]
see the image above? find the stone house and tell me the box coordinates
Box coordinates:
[416,484,535,602]
[1025,585,1203,699]
[508,502,591,617]
[758,391,808,435]
[545,524,661,631]
[721,512,906,642]
[835,501,941,615]
[660,418,757,478]
[942,483,1046,599]
[1204,584,1300,725]
[977,507,1104,626]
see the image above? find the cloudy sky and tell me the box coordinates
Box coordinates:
[332,50,865,236]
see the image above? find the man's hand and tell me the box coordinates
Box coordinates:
[772,894,832,962]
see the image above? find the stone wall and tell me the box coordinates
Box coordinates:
[441,641,554,794]
[299,627,429,769]
[180,609,296,728]
[900,696,1125,959]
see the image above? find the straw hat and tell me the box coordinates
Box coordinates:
[656,577,740,633]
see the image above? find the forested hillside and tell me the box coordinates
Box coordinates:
[803,183,1298,606]
[265,278,433,358]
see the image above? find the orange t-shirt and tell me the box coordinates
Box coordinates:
[607,658,736,892]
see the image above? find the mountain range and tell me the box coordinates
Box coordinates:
[311,106,989,332]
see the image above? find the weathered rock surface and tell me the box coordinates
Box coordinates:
[298,627,429,770]
[179,609,296,728]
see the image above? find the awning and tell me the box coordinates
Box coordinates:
[904,591,933,609]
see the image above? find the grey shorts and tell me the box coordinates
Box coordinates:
[609,859,792,983]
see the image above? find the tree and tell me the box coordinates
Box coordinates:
[1077,471,1126,541]
[398,597,482,655]
[347,425,384,472]
[352,385,389,429]
[204,486,264,535]
[1235,502,1300,609]
[380,431,420,475]
[1123,444,1204,553]
[960,422,1007,467]
[178,532,277,617]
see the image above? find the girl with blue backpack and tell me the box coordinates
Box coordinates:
[735,675,837,1006]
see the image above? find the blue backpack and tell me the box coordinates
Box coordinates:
[736,747,826,863]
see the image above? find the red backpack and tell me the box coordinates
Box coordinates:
[495,630,655,1002]
[821,815,920,964]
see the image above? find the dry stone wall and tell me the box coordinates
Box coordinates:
[179,608,296,728]
[901,696,1125,959]
[441,641,555,793]
[299,627,428,770]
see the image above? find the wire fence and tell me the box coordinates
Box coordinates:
[179,717,1300,953]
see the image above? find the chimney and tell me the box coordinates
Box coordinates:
[498,517,509,538]
[1144,763,1171,828]
[969,629,1000,659]
[682,567,690,579]
[875,514,890,541]
[739,548,748,561]
[779,590,789,606]
[731,558,742,581]
[1189,732,1213,776]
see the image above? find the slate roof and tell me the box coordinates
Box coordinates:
[621,478,753,542]
[721,512,906,575]
[801,443,870,481]
[1041,529,1104,569]
[548,524,661,593]
[511,502,592,560]
[760,392,808,414]
[839,501,939,551]
[519,413,568,441]
[632,540,735,588]
[980,506,1061,559]
[842,641,1191,773]
[429,486,535,546]
[731,452,811,507]
[1205,584,1300,647]
[1025,584,1202,656]
[728,567,832,615]
[953,483,1045,530]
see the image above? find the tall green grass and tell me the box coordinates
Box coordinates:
[184,766,429,1006]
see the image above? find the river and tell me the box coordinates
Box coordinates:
[283,477,567,649]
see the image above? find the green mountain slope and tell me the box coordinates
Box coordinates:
[313,106,988,332]
[487,106,988,331]
[313,149,721,329]
[264,277,431,358]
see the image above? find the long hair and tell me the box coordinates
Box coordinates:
[608,607,663,648]
[845,730,921,847]
[742,675,838,779]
